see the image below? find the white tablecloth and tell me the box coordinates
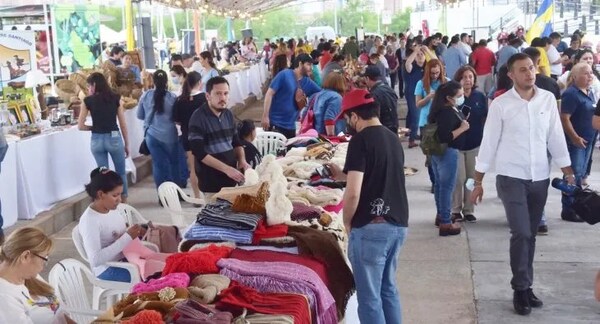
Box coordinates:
[0,140,18,229]
[224,61,268,107]
[1,126,141,223]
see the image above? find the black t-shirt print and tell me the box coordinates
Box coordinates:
[343,125,409,228]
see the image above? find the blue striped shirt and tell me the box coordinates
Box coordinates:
[184,223,253,244]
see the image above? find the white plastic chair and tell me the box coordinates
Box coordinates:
[253,131,286,156]
[71,225,140,309]
[158,181,204,227]
[117,203,148,226]
[48,259,104,323]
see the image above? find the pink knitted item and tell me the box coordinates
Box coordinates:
[132,272,190,294]
[323,201,344,214]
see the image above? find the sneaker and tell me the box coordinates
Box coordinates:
[452,213,464,222]
[513,290,532,316]
[464,214,477,223]
[537,225,548,235]
[527,288,543,308]
[439,223,461,236]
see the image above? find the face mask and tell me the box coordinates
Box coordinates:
[172,77,180,85]
[455,95,465,107]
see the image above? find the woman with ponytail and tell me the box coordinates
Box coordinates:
[137,70,181,190]
[198,51,220,93]
[173,71,205,198]
[0,227,74,323]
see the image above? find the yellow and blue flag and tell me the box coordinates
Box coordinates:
[526,0,554,44]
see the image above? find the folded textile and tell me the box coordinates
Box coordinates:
[216,281,312,324]
[218,259,338,324]
[188,274,231,304]
[238,245,299,254]
[252,218,288,244]
[120,309,164,324]
[179,240,236,252]
[197,199,263,231]
[132,272,190,294]
[233,312,294,324]
[174,299,233,324]
[163,244,233,276]
[229,249,329,287]
[287,226,355,319]
[213,183,264,203]
[287,185,343,207]
[185,223,254,244]
[291,203,322,221]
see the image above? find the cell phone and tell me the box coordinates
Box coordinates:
[461,105,472,119]
[316,165,331,178]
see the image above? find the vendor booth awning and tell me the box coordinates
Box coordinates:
[151,0,297,17]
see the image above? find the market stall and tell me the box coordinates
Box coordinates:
[222,60,268,106]
[0,126,139,223]
[93,135,358,324]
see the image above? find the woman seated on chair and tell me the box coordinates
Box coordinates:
[0,227,74,324]
[79,167,145,283]
[237,119,262,168]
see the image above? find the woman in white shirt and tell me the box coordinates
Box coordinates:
[79,167,144,282]
[198,51,220,93]
[0,227,73,324]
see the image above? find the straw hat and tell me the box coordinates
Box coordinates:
[55,79,77,101]
[121,96,137,110]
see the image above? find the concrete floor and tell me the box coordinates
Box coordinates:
[37,97,600,323]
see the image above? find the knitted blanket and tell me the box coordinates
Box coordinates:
[196,199,262,231]
[184,224,253,244]
[216,281,312,324]
[218,258,338,324]
[287,225,355,319]
[162,244,233,276]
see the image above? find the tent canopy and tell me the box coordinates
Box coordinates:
[152,0,295,17]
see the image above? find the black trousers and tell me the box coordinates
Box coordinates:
[397,69,404,97]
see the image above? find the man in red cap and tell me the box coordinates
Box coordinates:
[327,88,409,324]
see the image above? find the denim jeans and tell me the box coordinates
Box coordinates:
[0,143,8,229]
[177,138,190,188]
[349,223,408,324]
[146,133,181,188]
[97,267,131,282]
[405,92,419,142]
[431,148,459,224]
[90,132,128,197]
[562,141,595,210]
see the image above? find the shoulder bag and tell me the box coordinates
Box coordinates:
[139,108,156,156]
[420,108,463,156]
[294,79,308,110]
[299,92,321,133]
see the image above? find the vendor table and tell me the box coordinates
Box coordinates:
[0,122,143,225]
[224,60,268,106]
[0,139,18,229]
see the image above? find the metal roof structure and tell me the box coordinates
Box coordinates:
[151,0,297,18]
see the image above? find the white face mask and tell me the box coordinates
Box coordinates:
[455,95,465,107]
[172,77,180,85]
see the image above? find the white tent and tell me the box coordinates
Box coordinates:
[100,25,127,44]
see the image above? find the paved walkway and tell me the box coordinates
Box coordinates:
[37,98,600,323]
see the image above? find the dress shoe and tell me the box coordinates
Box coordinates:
[408,141,419,149]
[527,288,543,308]
[452,213,464,222]
[561,209,584,222]
[513,290,532,315]
[439,223,461,236]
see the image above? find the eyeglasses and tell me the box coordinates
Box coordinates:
[32,253,49,262]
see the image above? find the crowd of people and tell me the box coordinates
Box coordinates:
[2,24,600,323]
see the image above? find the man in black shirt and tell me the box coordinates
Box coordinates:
[108,46,124,66]
[363,65,399,134]
[522,47,561,235]
[327,89,409,324]
[188,77,250,199]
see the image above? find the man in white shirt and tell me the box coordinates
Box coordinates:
[470,53,575,316]
[459,33,472,61]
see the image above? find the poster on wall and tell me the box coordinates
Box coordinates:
[0,30,36,97]
[35,31,51,74]
[52,4,101,73]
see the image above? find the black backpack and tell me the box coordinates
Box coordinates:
[572,189,600,225]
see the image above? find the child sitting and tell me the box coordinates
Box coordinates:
[237,119,262,169]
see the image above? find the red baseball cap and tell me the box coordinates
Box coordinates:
[336,88,375,120]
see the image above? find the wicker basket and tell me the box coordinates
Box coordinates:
[69,72,89,94]
[117,85,132,97]
[55,79,78,102]
[101,61,118,73]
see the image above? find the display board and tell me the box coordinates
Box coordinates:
[0,30,36,96]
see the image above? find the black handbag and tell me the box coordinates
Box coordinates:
[572,189,600,225]
[138,109,155,156]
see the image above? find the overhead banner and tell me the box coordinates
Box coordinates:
[52,4,101,73]
[0,31,36,92]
